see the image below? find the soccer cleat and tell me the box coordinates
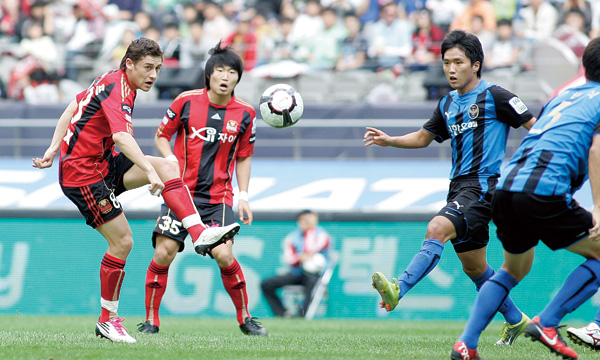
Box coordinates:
[495,312,531,345]
[371,272,399,312]
[194,223,240,255]
[524,316,578,359]
[567,322,600,350]
[95,318,137,343]
[239,317,268,336]
[450,341,483,360]
[137,320,159,334]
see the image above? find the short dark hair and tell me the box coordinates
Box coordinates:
[441,30,484,79]
[297,209,316,219]
[119,37,163,71]
[204,40,244,90]
[583,37,600,83]
[497,19,512,27]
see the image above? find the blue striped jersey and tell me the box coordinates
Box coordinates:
[498,81,600,200]
[423,80,533,191]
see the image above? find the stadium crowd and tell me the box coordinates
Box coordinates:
[0,0,597,102]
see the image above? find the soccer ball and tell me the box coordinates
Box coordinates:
[302,253,327,274]
[259,84,303,128]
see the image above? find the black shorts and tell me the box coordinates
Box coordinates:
[61,152,134,229]
[492,190,592,254]
[152,202,236,252]
[437,177,495,253]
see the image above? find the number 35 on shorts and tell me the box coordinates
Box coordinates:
[157,215,183,235]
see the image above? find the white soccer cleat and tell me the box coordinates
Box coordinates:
[567,322,600,350]
[95,317,137,343]
[194,223,241,255]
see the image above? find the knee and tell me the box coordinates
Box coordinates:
[462,262,487,278]
[425,219,451,241]
[156,158,180,179]
[212,246,234,267]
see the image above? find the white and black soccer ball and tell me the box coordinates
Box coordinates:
[302,253,327,274]
[259,84,304,128]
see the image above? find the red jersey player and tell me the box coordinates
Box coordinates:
[137,41,267,336]
[32,38,240,343]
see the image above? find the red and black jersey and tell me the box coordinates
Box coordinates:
[156,89,256,206]
[59,69,136,187]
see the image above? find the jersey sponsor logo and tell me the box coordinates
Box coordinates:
[226,120,238,133]
[211,113,221,120]
[468,104,479,119]
[447,120,478,137]
[98,198,113,214]
[190,126,237,143]
[445,111,453,121]
[121,104,132,114]
[166,108,176,120]
[509,97,528,114]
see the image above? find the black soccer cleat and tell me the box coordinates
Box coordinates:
[239,317,268,336]
[137,321,159,334]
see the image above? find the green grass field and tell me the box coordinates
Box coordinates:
[0,315,595,360]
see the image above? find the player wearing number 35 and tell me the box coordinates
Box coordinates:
[32,38,239,344]
[451,36,600,360]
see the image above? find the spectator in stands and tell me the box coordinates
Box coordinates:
[144,26,161,42]
[516,0,558,42]
[321,0,369,18]
[133,10,153,38]
[269,16,297,62]
[252,12,277,65]
[553,8,590,57]
[450,0,496,33]
[98,4,137,63]
[110,28,135,68]
[470,15,494,54]
[426,0,465,32]
[303,7,347,70]
[180,20,212,68]
[64,0,105,81]
[336,12,369,71]
[0,0,27,42]
[179,3,201,39]
[22,68,61,104]
[557,0,592,36]
[406,8,445,71]
[23,1,54,38]
[108,0,142,21]
[366,2,413,73]
[485,19,521,73]
[202,2,234,48]
[289,0,324,61]
[224,16,258,71]
[261,210,331,318]
[159,22,182,68]
[491,0,518,24]
[19,20,60,73]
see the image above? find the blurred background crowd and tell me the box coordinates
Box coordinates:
[0,0,596,103]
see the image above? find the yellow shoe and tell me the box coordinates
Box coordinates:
[371,272,400,312]
[495,312,530,345]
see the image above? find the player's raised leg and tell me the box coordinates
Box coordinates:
[123,156,240,255]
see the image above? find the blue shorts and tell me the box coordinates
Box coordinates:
[152,202,236,252]
[492,190,592,254]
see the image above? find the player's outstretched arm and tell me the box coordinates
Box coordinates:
[588,135,600,241]
[32,100,77,169]
[236,156,253,225]
[364,127,435,149]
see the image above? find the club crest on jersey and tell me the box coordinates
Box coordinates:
[98,199,113,214]
[468,104,479,119]
[226,120,238,133]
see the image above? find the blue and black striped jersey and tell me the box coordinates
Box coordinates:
[423,80,533,192]
[499,81,600,201]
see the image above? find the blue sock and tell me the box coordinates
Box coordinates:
[460,270,518,349]
[471,265,523,325]
[539,259,600,327]
[398,239,444,298]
